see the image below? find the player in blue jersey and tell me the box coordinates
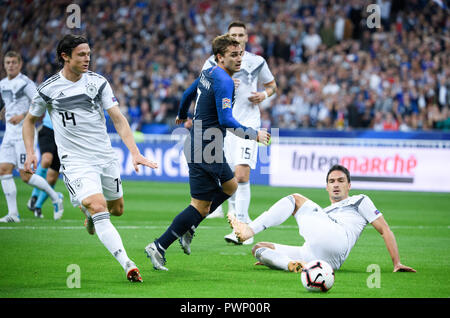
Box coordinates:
[145,34,271,270]
[26,110,62,219]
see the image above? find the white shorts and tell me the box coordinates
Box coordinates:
[60,160,123,207]
[224,132,258,170]
[273,200,348,270]
[0,134,36,170]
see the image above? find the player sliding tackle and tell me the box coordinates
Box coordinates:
[228,164,416,273]
[145,34,270,271]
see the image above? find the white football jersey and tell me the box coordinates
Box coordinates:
[29,71,119,166]
[323,194,382,256]
[0,73,36,139]
[202,51,274,129]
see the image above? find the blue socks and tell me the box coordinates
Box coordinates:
[155,190,231,255]
[156,205,203,252]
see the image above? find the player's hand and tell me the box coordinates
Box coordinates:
[248,91,267,104]
[175,116,188,125]
[393,263,416,273]
[257,129,271,146]
[183,118,193,129]
[132,153,158,172]
[233,78,241,89]
[24,153,38,174]
[8,114,24,125]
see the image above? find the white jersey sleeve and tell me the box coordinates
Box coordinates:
[23,78,37,101]
[29,93,48,118]
[357,195,383,224]
[258,59,275,85]
[100,81,119,110]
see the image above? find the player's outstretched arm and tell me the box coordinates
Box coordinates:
[371,216,416,273]
[22,113,40,173]
[107,105,158,172]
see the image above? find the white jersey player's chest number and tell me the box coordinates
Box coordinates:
[59,111,77,127]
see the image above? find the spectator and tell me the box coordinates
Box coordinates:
[0,0,448,132]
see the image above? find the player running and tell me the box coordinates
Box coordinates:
[22,34,158,282]
[144,34,271,271]
[202,21,277,246]
[0,51,63,223]
[228,164,416,273]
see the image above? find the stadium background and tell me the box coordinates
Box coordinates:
[1,0,448,192]
[0,0,450,301]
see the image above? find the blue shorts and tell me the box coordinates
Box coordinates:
[188,162,234,201]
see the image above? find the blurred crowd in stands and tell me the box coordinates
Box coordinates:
[1,0,449,132]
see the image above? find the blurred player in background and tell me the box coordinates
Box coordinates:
[202,21,277,246]
[145,34,271,271]
[229,164,416,273]
[26,110,61,219]
[0,51,64,223]
[22,34,158,282]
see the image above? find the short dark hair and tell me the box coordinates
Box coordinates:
[326,164,351,183]
[4,51,22,63]
[212,34,241,62]
[56,34,88,66]
[227,20,247,31]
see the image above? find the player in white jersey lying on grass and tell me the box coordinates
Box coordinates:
[202,21,277,246]
[228,164,416,273]
[22,34,158,283]
[0,51,64,223]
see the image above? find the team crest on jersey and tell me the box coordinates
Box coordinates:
[85,83,97,99]
[222,98,231,109]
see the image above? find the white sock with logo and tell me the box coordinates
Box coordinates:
[92,212,130,270]
[1,175,19,217]
[27,174,58,202]
[235,181,251,223]
[249,195,296,235]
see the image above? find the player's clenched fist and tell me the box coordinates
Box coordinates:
[257,129,271,146]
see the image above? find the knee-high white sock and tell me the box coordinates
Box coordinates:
[92,212,130,270]
[254,247,292,271]
[1,175,19,217]
[235,181,251,223]
[228,192,236,214]
[27,174,58,202]
[249,195,296,235]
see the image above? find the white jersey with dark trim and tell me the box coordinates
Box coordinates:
[29,71,119,165]
[0,73,36,138]
[323,194,382,257]
[202,51,274,129]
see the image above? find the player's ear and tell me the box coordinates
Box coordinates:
[61,52,70,63]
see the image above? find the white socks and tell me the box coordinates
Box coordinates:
[228,192,236,213]
[249,195,296,235]
[92,212,130,270]
[28,174,58,202]
[1,175,19,217]
[235,181,251,223]
[254,247,291,271]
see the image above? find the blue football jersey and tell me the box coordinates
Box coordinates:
[178,66,257,163]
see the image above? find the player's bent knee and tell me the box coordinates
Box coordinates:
[19,170,31,183]
[108,199,124,216]
[82,195,108,214]
[252,242,275,256]
[292,193,308,209]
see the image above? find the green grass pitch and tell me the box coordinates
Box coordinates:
[0,179,449,298]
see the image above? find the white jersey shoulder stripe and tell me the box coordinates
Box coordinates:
[38,74,60,91]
